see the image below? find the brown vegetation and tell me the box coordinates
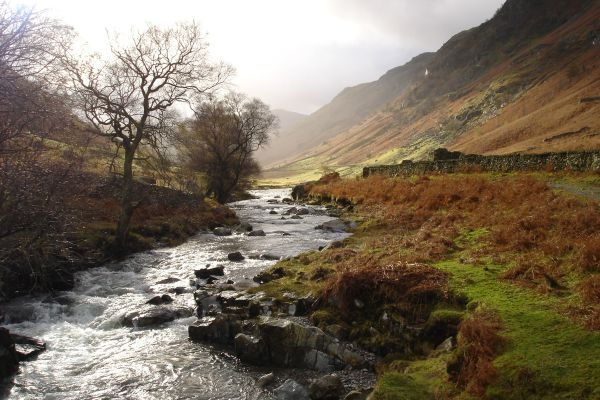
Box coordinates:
[447,308,505,396]
[321,261,449,320]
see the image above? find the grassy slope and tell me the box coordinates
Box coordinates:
[253,172,600,399]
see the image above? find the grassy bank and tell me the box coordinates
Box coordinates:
[252,172,600,398]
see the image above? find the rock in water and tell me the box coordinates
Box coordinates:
[228,252,245,262]
[309,374,345,400]
[274,379,310,400]
[247,230,266,237]
[213,227,232,236]
[256,372,276,388]
[0,328,18,379]
[195,265,225,279]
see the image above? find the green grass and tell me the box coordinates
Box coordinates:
[433,255,600,399]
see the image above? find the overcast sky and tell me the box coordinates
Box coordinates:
[13,0,505,114]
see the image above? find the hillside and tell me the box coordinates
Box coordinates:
[255,109,308,166]
[260,0,600,181]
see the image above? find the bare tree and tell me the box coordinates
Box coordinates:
[182,92,277,203]
[0,1,73,151]
[64,22,232,251]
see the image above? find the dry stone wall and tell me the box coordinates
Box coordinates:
[363,149,600,177]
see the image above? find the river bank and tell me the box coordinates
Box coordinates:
[0,174,238,303]
[1,188,363,399]
[253,172,600,399]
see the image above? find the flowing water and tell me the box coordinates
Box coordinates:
[2,189,347,400]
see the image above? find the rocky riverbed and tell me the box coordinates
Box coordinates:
[0,188,374,399]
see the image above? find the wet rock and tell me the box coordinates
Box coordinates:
[284,207,298,215]
[147,294,174,305]
[234,333,269,364]
[291,215,303,220]
[156,277,180,284]
[168,286,190,295]
[274,379,310,400]
[188,314,242,344]
[296,208,310,215]
[315,219,351,233]
[213,227,233,236]
[260,253,281,261]
[228,252,245,262]
[195,265,225,279]
[257,372,276,388]
[11,333,46,361]
[309,374,345,400]
[343,389,372,400]
[247,230,266,237]
[253,317,366,370]
[236,222,253,232]
[269,210,278,215]
[282,198,294,204]
[0,328,18,379]
[122,305,193,328]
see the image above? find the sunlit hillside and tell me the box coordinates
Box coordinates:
[260,0,600,181]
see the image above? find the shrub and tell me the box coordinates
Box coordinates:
[447,307,505,397]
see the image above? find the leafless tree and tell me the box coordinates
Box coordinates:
[64,22,232,251]
[182,92,277,203]
[0,1,73,152]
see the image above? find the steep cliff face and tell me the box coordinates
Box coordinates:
[261,0,600,179]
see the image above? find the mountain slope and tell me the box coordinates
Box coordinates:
[261,0,600,180]
[255,109,307,166]
[260,52,434,168]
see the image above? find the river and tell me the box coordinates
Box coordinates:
[2,188,348,399]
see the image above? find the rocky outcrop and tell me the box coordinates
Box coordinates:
[190,315,369,372]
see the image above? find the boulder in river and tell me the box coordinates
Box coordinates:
[11,333,47,361]
[309,374,345,400]
[195,265,225,279]
[247,230,266,237]
[228,252,245,262]
[146,294,174,305]
[256,372,276,388]
[188,314,242,344]
[315,219,353,233]
[274,379,310,400]
[213,227,233,236]
[122,305,193,328]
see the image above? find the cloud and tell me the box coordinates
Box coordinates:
[11,0,506,113]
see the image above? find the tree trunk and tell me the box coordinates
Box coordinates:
[115,146,136,252]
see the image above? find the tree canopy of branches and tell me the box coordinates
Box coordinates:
[0,2,78,297]
[0,1,72,152]
[183,93,277,203]
[65,22,231,250]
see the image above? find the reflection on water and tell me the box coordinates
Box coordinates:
[4,189,346,399]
